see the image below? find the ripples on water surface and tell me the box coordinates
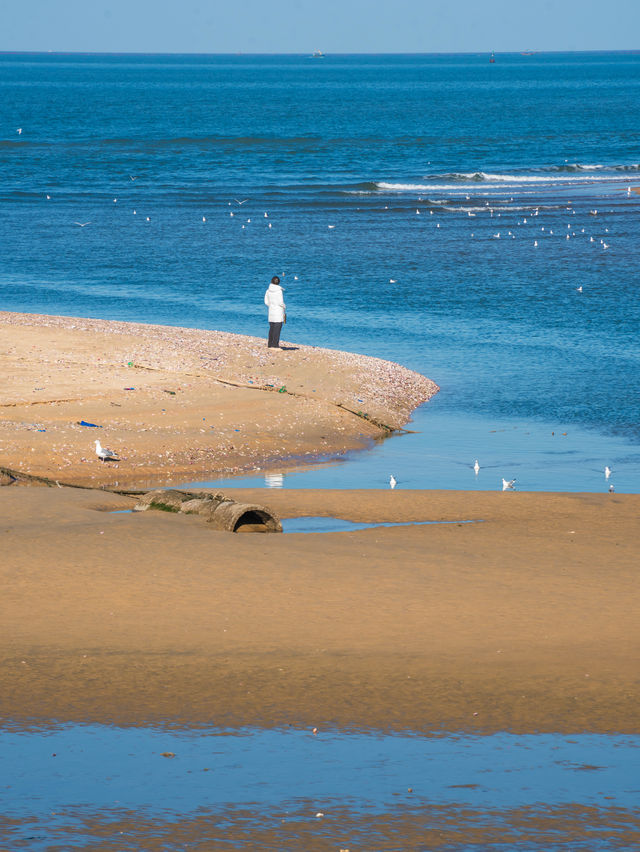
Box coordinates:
[1,51,639,491]
[1,724,639,850]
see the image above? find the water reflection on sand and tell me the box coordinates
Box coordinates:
[2,725,639,850]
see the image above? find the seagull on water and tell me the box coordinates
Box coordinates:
[74,222,91,227]
[473,459,480,475]
[389,474,397,489]
[605,466,612,479]
[234,199,248,205]
[327,224,336,229]
[502,478,516,491]
[576,286,583,292]
[94,440,119,462]
[17,128,22,135]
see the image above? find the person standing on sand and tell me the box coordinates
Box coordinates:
[264,275,286,348]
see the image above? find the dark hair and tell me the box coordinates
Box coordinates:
[271,275,280,285]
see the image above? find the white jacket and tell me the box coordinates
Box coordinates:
[264,283,286,323]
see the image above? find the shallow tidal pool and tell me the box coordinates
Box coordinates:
[1,724,639,850]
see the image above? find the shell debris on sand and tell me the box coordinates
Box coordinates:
[0,311,438,487]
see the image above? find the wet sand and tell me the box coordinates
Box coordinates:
[2,485,639,734]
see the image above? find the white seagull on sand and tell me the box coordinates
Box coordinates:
[389,475,397,489]
[502,478,516,491]
[94,440,119,462]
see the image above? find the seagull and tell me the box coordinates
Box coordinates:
[602,242,609,249]
[202,216,206,222]
[94,439,119,462]
[389,474,397,489]
[268,222,272,228]
[113,198,117,203]
[327,224,336,229]
[605,466,612,479]
[46,194,50,200]
[234,199,248,205]
[17,128,22,135]
[264,212,268,217]
[74,222,91,227]
[473,459,480,475]
[576,286,583,292]
[609,483,615,493]
[129,175,138,181]
[389,278,397,283]
[502,478,516,491]
[146,216,150,222]
[534,240,538,247]
[230,212,234,217]
[416,209,420,215]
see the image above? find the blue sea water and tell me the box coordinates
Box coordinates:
[1,51,639,491]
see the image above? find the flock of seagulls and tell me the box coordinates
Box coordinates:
[388,462,616,491]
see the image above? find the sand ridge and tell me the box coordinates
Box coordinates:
[0,311,438,487]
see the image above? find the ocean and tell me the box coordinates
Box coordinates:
[1,51,639,492]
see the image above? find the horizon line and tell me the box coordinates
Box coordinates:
[1,49,639,57]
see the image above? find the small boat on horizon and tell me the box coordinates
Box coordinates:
[490,51,495,63]
[312,49,325,58]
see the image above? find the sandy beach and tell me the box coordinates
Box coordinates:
[0,311,437,488]
[2,484,639,734]
[1,312,639,738]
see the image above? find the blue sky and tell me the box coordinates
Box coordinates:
[2,0,639,53]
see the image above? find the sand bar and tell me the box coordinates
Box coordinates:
[0,311,437,487]
[2,485,638,733]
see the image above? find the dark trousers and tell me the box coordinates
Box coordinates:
[268,322,282,348]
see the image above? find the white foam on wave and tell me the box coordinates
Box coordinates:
[445,205,556,212]
[376,171,635,192]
